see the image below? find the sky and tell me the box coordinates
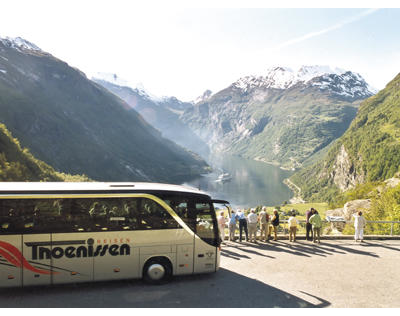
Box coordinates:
[1,0,400,101]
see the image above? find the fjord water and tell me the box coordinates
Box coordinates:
[184,154,294,209]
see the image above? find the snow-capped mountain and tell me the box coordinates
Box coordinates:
[92,72,163,103]
[0,36,42,52]
[182,65,377,170]
[309,71,375,99]
[194,90,213,104]
[92,73,194,113]
[232,65,373,99]
[93,72,130,87]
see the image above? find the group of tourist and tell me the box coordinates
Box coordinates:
[217,207,367,244]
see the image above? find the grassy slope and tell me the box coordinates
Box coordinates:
[0,123,89,181]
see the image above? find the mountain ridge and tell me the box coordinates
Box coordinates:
[181,65,374,169]
[0,36,208,183]
[231,65,374,98]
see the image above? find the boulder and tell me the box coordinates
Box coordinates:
[325,199,371,233]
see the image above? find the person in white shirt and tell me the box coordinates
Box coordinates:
[217,211,226,243]
[353,211,367,242]
[247,209,258,243]
[258,207,269,242]
[288,212,299,242]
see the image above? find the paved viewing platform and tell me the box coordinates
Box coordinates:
[219,238,400,307]
[0,239,399,308]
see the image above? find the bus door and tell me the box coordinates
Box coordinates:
[176,243,194,275]
[0,235,23,287]
[171,200,195,275]
[193,202,218,273]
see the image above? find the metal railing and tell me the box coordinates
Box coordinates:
[278,219,400,236]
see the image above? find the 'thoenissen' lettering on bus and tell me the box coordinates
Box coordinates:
[26,238,131,260]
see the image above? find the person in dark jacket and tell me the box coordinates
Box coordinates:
[271,209,280,241]
[235,209,248,242]
[305,208,314,241]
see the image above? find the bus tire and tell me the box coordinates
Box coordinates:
[142,257,172,284]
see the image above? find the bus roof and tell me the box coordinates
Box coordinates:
[0,182,209,197]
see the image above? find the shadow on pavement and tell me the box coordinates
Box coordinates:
[0,268,330,308]
[223,240,380,258]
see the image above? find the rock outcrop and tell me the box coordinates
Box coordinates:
[326,199,371,232]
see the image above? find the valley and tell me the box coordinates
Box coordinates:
[1,35,400,228]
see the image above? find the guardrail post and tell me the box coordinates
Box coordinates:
[391,223,393,236]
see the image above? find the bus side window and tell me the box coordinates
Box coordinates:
[90,200,110,231]
[139,198,180,230]
[32,206,42,231]
[69,199,92,232]
[30,198,89,233]
[0,204,9,232]
[162,196,194,231]
[51,199,73,232]
[0,199,61,234]
[30,199,55,233]
[124,199,139,230]
[0,207,24,233]
[1,199,42,234]
[19,201,35,233]
[102,199,127,231]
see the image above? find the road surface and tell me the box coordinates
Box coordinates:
[0,240,399,307]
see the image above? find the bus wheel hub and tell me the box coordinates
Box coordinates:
[147,263,165,280]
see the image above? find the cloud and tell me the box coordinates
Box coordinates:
[272,8,379,51]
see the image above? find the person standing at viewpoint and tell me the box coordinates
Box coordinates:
[305,208,314,241]
[259,207,269,242]
[235,209,248,242]
[288,212,299,242]
[217,211,226,244]
[247,209,258,243]
[309,209,322,244]
[271,209,280,241]
[228,210,237,241]
[353,211,367,242]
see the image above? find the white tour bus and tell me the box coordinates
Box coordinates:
[0,182,230,287]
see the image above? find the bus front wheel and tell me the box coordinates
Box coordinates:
[143,257,172,284]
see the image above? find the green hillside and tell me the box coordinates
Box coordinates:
[0,123,89,181]
[0,38,208,183]
[291,72,400,203]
